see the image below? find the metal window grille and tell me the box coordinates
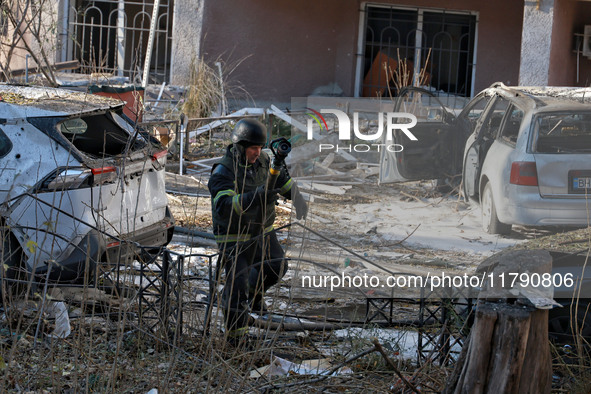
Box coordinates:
[69,0,173,84]
[361,5,477,98]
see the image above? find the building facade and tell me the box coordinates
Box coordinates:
[8,0,591,103]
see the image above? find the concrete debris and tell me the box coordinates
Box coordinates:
[310,82,344,97]
[165,171,209,195]
[296,181,351,195]
[45,301,71,338]
[249,356,352,378]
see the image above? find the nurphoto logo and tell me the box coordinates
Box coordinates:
[305,108,418,153]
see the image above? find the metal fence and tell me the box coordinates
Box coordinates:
[69,0,173,84]
[1,218,474,365]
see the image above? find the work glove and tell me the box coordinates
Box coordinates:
[292,188,308,220]
[243,185,280,208]
[254,185,280,202]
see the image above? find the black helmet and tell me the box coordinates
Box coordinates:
[231,119,267,147]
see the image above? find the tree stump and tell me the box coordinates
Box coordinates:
[444,250,553,394]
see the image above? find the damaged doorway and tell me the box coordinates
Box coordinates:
[359,5,477,98]
[69,0,173,84]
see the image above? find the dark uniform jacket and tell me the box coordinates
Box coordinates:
[208,145,293,243]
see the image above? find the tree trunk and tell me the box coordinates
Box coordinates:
[445,303,551,393]
[444,250,553,393]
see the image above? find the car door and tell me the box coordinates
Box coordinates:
[463,95,511,199]
[379,87,460,183]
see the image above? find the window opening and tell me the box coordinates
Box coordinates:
[535,112,591,153]
[499,105,524,145]
[69,0,173,84]
[361,5,476,99]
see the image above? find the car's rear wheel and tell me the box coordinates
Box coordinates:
[481,183,511,235]
[548,302,591,343]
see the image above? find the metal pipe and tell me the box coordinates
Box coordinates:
[25,55,30,83]
[60,0,70,63]
[179,113,185,174]
[116,0,125,77]
[215,61,226,115]
[142,0,161,87]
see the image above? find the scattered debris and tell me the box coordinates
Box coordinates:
[249,356,353,378]
[45,301,71,339]
[187,108,265,139]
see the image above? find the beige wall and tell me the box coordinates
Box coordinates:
[201,0,524,103]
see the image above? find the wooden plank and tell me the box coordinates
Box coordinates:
[296,181,351,195]
[188,108,265,139]
[294,179,364,185]
[320,153,335,167]
[186,114,261,122]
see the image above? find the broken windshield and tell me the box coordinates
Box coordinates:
[534,112,591,153]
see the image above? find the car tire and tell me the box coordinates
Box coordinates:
[481,183,511,235]
[548,302,591,343]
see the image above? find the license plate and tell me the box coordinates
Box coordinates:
[573,177,591,190]
[569,170,591,193]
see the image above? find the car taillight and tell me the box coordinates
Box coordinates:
[151,150,167,168]
[107,241,121,248]
[91,166,117,185]
[46,168,92,190]
[510,161,538,186]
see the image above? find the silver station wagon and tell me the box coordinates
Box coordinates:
[0,85,173,285]
[381,83,591,235]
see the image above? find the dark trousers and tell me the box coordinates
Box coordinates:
[218,231,288,332]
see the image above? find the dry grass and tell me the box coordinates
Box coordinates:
[385,47,432,96]
[181,55,252,130]
[0,269,451,392]
[182,56,226,121]
[551,335,591,393]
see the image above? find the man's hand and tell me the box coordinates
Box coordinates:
[239,186,280,212]
[253,185,280,202]
[293,189,308,220]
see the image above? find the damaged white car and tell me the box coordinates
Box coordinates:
[0,85,174,286]
[381,84,591,234]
